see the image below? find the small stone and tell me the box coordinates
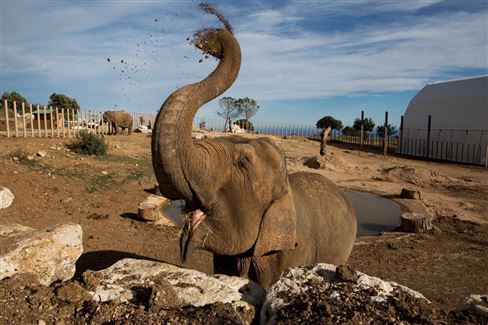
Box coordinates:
[38,320,46,325]
[101,171,108,175]
[400,188,421,200]
[12,157,19,161]
[387,242,399,250]
[27,155,34,160]
[138,194,170,222]
[335,265,358,283]
[0,187,15,209]
[55,282,92,305]
[37,151,47,157]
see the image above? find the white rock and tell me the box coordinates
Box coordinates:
[85,259,265,324]
[457,294,488,316]
[101,171,108,175]
[0,187,15,209]
[137,194,171,223]
[36,151,47,157]
[261,264,428,325]
[137,125,149,134]
[0,223,83,286]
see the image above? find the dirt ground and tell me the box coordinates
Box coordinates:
[1,132,487,320]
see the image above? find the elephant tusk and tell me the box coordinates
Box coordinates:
[192,209,206,229]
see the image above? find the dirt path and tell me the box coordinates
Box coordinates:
[1,132,487,312]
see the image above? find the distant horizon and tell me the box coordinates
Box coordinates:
[2,0,487,128]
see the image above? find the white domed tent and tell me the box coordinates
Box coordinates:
[400,76,488,165]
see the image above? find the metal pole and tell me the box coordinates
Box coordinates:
[360,110,364,148]
[426,115,431,158]
[383,111,388,156]
[399,115,404,154]
[485,145,488,167]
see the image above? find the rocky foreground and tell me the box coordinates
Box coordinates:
[1,222,487,325]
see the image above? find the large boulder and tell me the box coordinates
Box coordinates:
[0,223,83,286]
[83,258,266,324]
[0,187,14,209]
[261,264,436,325]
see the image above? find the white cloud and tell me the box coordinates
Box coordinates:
[231,10,487,101]
[1,0,486,112]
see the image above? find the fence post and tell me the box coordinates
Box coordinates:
[29,103,34,137]
[4,100,9,137]
[36,104,41,137]
[43,105,48,138]
[426,115,431,158]
[50,106,54,138]
[55,108,60,137]
[21,102,27,138]
[13,101,19,137]
[76,110,80,136]
[399,115,404,154]
[72,109,76,137]
[61,108,65,137]
[383,111,388,156]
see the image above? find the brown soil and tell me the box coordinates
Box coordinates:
[274,265,486,325]
[1,133,487,323]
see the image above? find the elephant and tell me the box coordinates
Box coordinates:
[102,110,133,135]
[151,19,357,288]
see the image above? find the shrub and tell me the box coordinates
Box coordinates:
[71,131,108,156]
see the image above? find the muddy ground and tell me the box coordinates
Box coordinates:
[1,132,487,322]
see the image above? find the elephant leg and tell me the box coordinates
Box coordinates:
[114,123,120,135]
[128,127,132,135]
[213,254,251,278]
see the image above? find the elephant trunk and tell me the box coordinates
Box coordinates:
[151,28,241,206]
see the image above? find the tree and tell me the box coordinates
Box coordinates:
[376,124,397,138]
[353,117,375,132]
[342,126,359,136]
[235,119,254,132]
[235,97,260,120]
[48,93,80,113]
[217,97,241,132]
[316,116,343,130]
[1,91,28,111]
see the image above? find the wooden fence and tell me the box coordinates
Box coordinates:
[0,100,154,138]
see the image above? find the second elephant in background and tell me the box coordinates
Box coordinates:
[103,110,133,135]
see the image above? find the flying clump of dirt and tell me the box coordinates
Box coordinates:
[198,2,233,33]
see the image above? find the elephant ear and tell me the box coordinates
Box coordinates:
[253,188,297,257]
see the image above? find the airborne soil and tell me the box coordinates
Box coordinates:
[1,132,487,323]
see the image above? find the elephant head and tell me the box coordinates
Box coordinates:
[152,24,297,262]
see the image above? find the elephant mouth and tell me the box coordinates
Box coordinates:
[180,209,207,263]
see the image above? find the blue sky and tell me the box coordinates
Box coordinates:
[1,0,487,128]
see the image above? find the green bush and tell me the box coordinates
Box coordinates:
[71,131,108,156]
